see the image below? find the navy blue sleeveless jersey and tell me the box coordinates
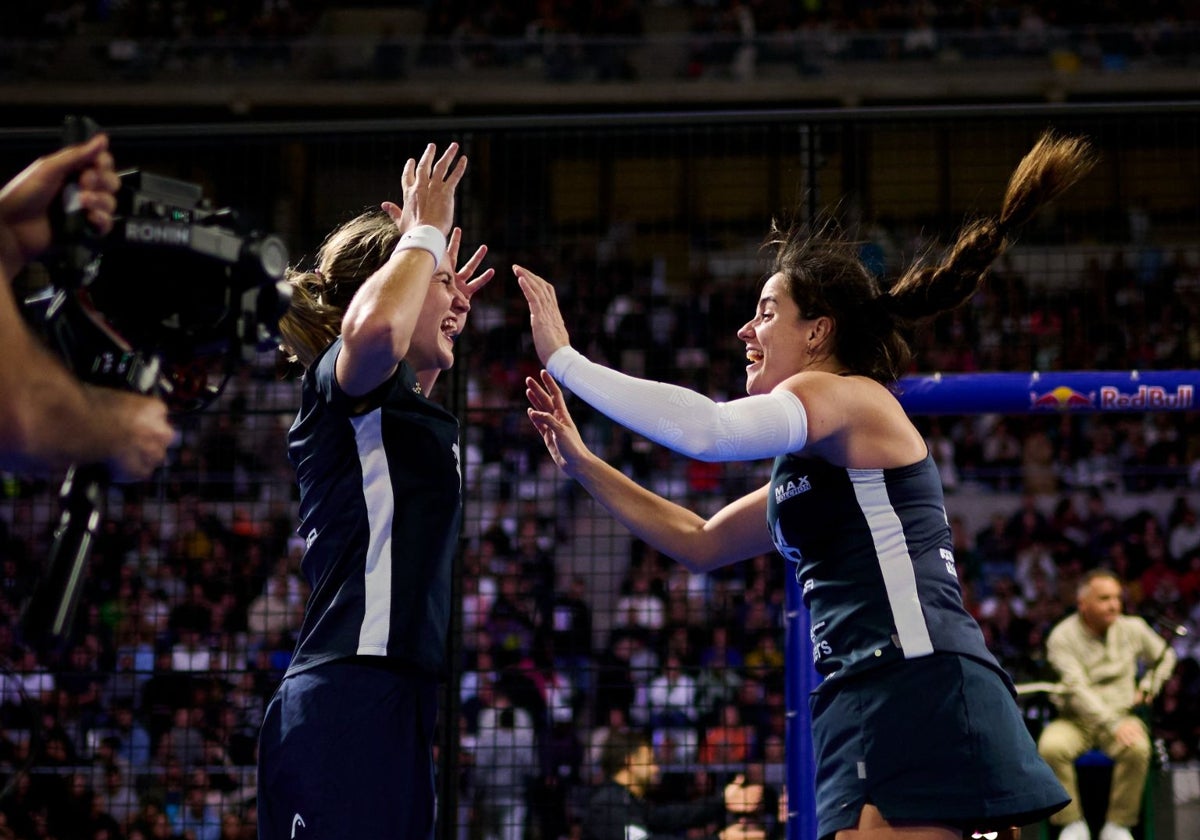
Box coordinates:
[767,451,1007,690]
[285,338,461,678]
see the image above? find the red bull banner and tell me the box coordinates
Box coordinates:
[897,371,1199,415]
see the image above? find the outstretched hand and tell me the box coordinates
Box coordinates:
[526,369,589,477]
[514,264,570,366]
[447,226,494,301]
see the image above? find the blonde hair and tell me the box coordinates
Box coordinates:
[278,211,402,369]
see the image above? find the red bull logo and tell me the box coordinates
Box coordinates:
[1099,384,1194,410]
[1029,385,1095,410]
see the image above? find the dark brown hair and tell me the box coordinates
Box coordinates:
[599,728,650,780]
[767,131,1097,384]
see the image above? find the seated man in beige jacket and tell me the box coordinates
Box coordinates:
[1038,568,1177,840]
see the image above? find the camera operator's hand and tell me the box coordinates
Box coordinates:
[0,134,120,280]
[382,142,466,239]
[88,386,175,482]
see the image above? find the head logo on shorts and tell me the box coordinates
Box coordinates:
[291,814,306,837]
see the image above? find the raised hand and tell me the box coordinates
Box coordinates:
[380,142,466,239]
[514,264,570,366]
[526,369,589,477]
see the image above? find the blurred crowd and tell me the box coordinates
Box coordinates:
[0,206,1193,839]
[1,27,1200,832]
[4,1,1199,85]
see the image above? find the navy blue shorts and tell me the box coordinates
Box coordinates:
[257,659,439,840]
[809,653,1068,839]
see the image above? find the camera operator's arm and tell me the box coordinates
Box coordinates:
[0,136,175,480]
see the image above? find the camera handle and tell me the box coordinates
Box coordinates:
[54,115,107,282]
[20,463,110,650]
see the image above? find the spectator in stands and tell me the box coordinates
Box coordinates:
[592,631,633,715]
[975,512,1018,594]
[548,574,594,712]
[513,513,556,608]
[981,417,1023,490]
[1021,419,1058,495]
[1153,663,1200,764]
[1080,489,1121,561]
[585,728,765,840]
[1168,500,1200,562]
[161,705,206,768]
[519,131,1096,839]
[93,754,141,830]
[1139,537,1183,609]
[586,705,629,784]
[700,701,755,766]
[472,687,536,840]
[1038,569,1177,840]
[742,631,784,682]
[245,556,304,638]
[534,717,584,840]
[98,699,153,769]
[615,566,667,641]
[258,141,493,840]
[177,771,223,840]
[0,133,174,479]
[924,417,959,491]
[640,651,700,761]
[485,566,538,666]
[1014,538,1058,604]
[696,636,745,723]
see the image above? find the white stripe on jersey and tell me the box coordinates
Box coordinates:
[848,467,935,658]
[352,408,394,655]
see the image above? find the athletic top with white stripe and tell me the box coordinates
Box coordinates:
[284,338,461,679]
[767,450,1009,691]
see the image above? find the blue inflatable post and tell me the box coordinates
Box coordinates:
[784,566,819,840]
[783,369,1199,840]
[896,370,1198,415]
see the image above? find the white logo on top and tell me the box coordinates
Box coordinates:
[774,475,811,504]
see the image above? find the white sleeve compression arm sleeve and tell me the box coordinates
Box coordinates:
[546,346,808,462]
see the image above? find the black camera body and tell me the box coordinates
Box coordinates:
[29,167,292,412]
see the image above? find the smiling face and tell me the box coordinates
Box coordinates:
[736,272,821,395]
[406,251,470,374]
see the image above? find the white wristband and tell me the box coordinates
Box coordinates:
[393,225,447,266]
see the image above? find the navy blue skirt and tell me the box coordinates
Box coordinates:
[257,659,440,840]
[809,653,1069,839]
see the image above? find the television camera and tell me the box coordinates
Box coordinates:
[18,117,293,649]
